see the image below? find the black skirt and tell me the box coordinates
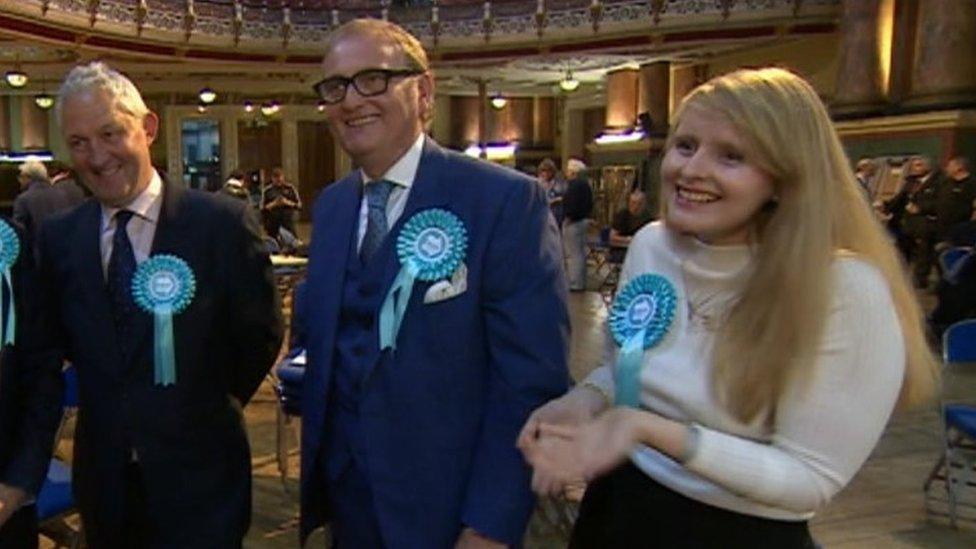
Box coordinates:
[570,463,816,549]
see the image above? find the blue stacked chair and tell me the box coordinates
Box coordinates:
[925,319,976,526]
[37,364,81,547]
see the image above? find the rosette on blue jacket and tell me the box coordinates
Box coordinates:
[609,273,677,407]
[132,254,197,386]
[0,220,20,345]
[380,208,468,350]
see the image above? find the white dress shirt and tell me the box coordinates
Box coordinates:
[356,133,425,252]
[99,170,164,280]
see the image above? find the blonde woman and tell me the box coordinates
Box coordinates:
[518,68,938,547]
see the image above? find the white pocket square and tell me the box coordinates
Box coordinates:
[424,263,468,304]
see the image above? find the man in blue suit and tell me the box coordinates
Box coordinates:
[300,19,570,549]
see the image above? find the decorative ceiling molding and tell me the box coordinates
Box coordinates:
[3,0,839,53]
[0,0,839,99]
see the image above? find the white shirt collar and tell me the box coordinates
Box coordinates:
[361,133,425,189]
[101,170,164,229]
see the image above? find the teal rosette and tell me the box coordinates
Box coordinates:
[0,220,20,345]
[609,273,677,407]
[131,254,197,386]
[380,208,468,350]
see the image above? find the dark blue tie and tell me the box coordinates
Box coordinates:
[107,210,137,353]
[360,180,395,263]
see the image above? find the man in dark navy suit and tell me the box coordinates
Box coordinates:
[33,62,283,548]
[300,19,570,548]
[0,221,63,549]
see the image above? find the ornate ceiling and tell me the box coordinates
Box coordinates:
[0,0,840,99]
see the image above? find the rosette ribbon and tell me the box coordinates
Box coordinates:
[132,254,196,386]
[380,208,468,351]
[608,273,677,407]
[0,220,20,345]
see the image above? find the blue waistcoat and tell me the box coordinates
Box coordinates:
[322,224,385,481]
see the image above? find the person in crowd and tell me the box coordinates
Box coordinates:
[609,189,653,249]
[854,157,877,199]
[13,160,83,260]
[889,156,940,287]
[33,61,283,547]
[934,156,975,243]
[300,18,569,548]
[518,68,938,548]
[260,167,302,238]
[563,158,593,291]
[0,221,63,549]
[48,162,87,203]
[537,158,566,226]
[876,156,934,265]
[222,168,250,201]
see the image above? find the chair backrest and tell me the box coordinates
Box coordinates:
[944,319,976,364]
[62,364,79,409]
[941,247,973,281]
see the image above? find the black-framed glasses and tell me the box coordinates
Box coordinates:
[312,68,424,105]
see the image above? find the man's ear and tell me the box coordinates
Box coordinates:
[143,111,160,145]
[417,71,435,121]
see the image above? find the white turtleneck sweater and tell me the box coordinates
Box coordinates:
[584,222,905,521]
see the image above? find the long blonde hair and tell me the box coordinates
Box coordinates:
[668,68,939,423]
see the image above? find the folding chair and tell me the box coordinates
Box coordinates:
[37,364,81,548]
[272,351,305,493]
[924,319,976,527]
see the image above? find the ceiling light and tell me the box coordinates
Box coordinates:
[34,93,54,110]
[261,101,280,116]
[559,71,580,92]
[490,95,507,110]
[464,143,517,160]
[317,100,326,112]
[197,103,208,113]
[244,100,254,113]
[198,87,217,104]
[5,70,28,88]
[594,128,646,145]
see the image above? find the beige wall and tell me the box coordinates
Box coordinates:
[704,34,840,100]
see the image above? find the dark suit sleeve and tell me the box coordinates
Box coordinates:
[11,198,29,239]
[0,225,64,496]
[461,179,571,545]
[223,205,283,405]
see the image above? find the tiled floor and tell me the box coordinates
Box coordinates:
[41,288,976,548]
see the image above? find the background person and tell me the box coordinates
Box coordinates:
[562,158,593,292]
[260,167,302,238]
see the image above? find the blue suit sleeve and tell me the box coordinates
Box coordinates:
[461,178,571,545]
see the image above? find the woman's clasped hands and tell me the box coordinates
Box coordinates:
[517,386,647,498]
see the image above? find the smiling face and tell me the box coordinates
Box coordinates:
[661,105,776,246]
[61,88,158,208]
[320,32,433,178]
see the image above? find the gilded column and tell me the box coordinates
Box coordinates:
[638,61,670,134]
[907,0,976,107]
[832,0,892,114]
[605,68,639,129]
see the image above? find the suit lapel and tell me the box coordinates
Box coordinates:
[363,139,453,382]
[306,176,361,384]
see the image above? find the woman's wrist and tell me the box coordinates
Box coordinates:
[576,382,611,415]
